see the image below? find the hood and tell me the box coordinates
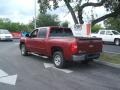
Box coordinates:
[0,33,13,37]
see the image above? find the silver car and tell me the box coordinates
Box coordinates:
[0,29,13,41]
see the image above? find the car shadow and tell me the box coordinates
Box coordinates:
[27,54,102,70]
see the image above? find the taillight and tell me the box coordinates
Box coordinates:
[71,43,78,54]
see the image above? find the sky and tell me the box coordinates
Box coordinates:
[0,0,38,24]
[0,0,107,26]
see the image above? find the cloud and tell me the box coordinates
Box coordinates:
[0,0,38,24]
[0,0,107,25]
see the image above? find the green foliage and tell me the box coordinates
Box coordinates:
[38,0,120,25]
[38,0,59,14]
[0,18,31,32]
[91,24,102,33]
[104,17,120,32]
[30,13,60,27]
[61,21,69,27]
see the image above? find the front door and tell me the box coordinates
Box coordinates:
[37,28,47,55]
[26,29,38,53]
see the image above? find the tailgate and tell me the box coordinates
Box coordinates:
[76,37,102,54]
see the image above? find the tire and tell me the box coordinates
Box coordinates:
[20,44,28,56]
[53,51,66,68]
[114,39,120,46]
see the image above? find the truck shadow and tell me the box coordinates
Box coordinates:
[28,54,101,70]
[27,54,120,73]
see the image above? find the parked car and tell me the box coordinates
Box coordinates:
[19,26,103,68]
[91,30,120,45]
[0,29,13,41]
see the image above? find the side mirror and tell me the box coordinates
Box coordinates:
[25,34,30,37]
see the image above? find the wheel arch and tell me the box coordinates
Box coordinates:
[20,42,25,49]
[114,38,120,42]
[51,46,64,57]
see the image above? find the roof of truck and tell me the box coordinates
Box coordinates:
[36,26,70,30]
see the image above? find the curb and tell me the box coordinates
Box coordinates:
[95,60,120,69]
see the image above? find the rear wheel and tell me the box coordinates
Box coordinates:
[20,44,28,56]
[114,39,120,46]
[53,51,66,68]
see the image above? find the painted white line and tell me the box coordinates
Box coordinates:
[53,67,73,74]
[0,69,17,85]
[44,63,73,74]
[44,63,54,68]
[103,51,120,55]
[0,75,17,85]
[0,69,8,77]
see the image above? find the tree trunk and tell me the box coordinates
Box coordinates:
[64,0,78,24]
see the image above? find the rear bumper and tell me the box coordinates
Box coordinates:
[0,37,13,41]
[72,53,100,62]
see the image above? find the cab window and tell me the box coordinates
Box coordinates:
[106,31,112,35]
[100,31,105,35]
[30,29,38,38]
[38,28,47,38]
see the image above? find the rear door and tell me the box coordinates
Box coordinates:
[98,30,106,41]
[104,31,114,42]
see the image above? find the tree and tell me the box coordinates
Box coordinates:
[38,0,120,26]
[91,24,102,33]
[29,13,60,28]
[0,18,31,32]
[61,21,69,27]
[104,16,120,32]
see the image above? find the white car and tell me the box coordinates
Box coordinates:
[91,30,120,45]
[0,29,13,41]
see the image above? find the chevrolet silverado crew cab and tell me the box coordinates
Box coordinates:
[20,26,102,68]
[91,30,120,45]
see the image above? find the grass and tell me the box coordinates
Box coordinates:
[100,53,120,64]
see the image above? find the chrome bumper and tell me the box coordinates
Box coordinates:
[72,53,100,62]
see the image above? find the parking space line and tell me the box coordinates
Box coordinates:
[0,69,8,77]
[103,51,120,54]
[44,63,73,74]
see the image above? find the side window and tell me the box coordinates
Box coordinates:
[100,31,105,35]
[38,28,47,38]
[106,31,112,35]
[30,30,38,38]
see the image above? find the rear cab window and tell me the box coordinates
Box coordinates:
[50,27,73,37]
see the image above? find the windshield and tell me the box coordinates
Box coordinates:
[0,30,10,34]
[112,31,120,35]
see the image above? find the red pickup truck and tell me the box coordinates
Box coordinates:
[20,26,102,68]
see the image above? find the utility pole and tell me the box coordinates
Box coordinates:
[34,0,37,29]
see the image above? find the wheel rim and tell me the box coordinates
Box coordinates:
[21,45,25,55]
[115,40,120,45]
[54,55,61,66]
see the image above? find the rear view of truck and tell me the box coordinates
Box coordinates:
[71,37,102,62]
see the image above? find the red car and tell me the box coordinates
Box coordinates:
[19,26,102,68]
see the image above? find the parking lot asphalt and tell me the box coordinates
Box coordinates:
[0,40,120,90]
[103,44,120,54]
